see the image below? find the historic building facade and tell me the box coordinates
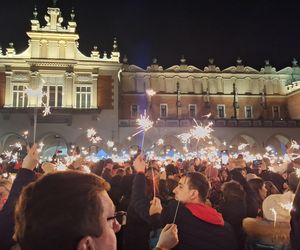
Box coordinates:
[1,3,300,156]
[0,4,121,156]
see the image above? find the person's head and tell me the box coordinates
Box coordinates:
[264,180,280,196]
[173,172,209,204]
[104,159,114,170]
[221,180,245,202]
[145,167,159,181]
[248,177,267,202]
[125,166,132,175]
[0,178,12,211]
[115,168,125,177]
[218,168,230,182]
[15,171,121,250]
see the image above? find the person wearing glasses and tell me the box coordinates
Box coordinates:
[1,145,178,250]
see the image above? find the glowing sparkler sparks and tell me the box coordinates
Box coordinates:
[201,112,211,118]
[107,140,114,148]
[265,146,273,152]
[146,89,156,97]
[270,208,277,227]
[12,142,22,150]
[42,105,51,116]
[131,110,154,137]
[3,151,12,158]
[280,202,293,212]
[291,140,300,150]
[87,128,102,144]
[157,138,164,145]
[23,130,29,138]
[190,119,214,141]
[25,87,44,98]
[238,143,249,151]
[177,132,192,144]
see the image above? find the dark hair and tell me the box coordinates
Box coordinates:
[15,171,110,250]
[185,172,209,202]
[222,181,245,202]
[264,180,280,196]
[248,177,265,205]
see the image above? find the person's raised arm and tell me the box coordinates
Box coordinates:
[0,144,38,250]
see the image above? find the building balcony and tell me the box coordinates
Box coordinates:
[119,118,300,128]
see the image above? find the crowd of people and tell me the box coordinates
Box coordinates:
[0,142,300,250]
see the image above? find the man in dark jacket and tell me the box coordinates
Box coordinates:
[160,172,238,250]
[0,144,38,250]
[131,155,238,250]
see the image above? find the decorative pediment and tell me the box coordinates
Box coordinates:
[122,64,145,72]
[277,67,293,74]
[165,65,202,72]
[222,66,259,73]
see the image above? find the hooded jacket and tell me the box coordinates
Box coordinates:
[161,200,238,250]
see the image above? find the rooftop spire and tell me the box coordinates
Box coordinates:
[33,5,38,20]
[52,0,58,7]
[70,7,75,21]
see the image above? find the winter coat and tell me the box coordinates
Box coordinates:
[0,169,36,250]
[123,173,167,250]
[161,200,238,250]
[219,199,247,250]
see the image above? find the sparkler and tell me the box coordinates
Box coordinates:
[146,89,156,97]
[190,119,214,141]
[157,138,164,145]
[107,140,114,148]
[87,128,102,144]
[172,201,180,224]
[270,208,277,227]
[131,110,154,149]
[238,143,249,151]
[290,140,300,150]
[25,84,51,143]
[177,132,192,144]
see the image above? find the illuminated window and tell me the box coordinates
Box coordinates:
[160,104,168,118]
[42,86,63,107]
[76,86,91,108]
[245,105,253,119]
[130,104,139,118]
[12,85,28,107]
[217,104,225,118]
[189,104,197,118]
[272,106,280,119]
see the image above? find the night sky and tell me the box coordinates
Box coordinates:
[0,0,299,70]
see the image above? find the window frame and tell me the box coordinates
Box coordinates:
[272,105,280,119]
[160,103,168,118]
[130,104,139,118]
[12,84,28,108]
[74,84,92,109]
[244,105,253,119]
[217,104,226,118]
[188,104,197,118]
